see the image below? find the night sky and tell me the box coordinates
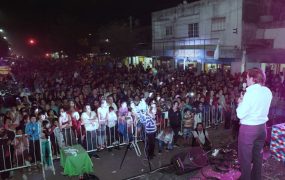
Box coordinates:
[0,0,190,56]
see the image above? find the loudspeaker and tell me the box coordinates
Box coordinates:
[171,146,208,175]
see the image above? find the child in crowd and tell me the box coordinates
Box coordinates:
[182,109,194,146]
[51,120,65,154]
[118,102,129,143]
[156,126,174,153]
[14,129,31,166]
[41,120,53,170]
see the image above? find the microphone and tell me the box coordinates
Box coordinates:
[241,82,247,95]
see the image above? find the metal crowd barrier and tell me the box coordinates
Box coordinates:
[202,106,225,129]
[0,134,38,173]
[0,106,229,175]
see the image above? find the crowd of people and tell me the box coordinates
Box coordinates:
[0,58,284,179]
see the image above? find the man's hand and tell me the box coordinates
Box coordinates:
[7,140,11,145]
[238,92,243,104]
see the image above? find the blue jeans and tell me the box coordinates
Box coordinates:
[183,127,193,139]
[86,130,97,151]
[41,140,52,166]
[158,140,173,151]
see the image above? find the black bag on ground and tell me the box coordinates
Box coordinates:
[82,173,100,180]
[171,146,208,175]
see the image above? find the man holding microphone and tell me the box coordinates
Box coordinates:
[236,68,272,180]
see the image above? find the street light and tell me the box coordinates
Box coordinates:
[3,36,7,40]
[27,38,37,46]
[0,29,3,33]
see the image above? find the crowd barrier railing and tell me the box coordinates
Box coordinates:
[0,134,38,173]
[0,105,238,174]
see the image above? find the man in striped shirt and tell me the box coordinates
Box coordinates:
[144,106,157,159]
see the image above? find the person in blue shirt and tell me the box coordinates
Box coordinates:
[25,114,41,163]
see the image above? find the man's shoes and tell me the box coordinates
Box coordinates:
[174,144,180,147]
[112,141,119,146]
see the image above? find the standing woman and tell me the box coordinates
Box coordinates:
[144,106,157,160]
[69,100,82,144]
[97,100,108,149]
[81,104,99,158]
[118,102,128,143]
[59,107,74,146]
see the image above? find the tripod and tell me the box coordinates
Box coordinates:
[119,123,152,171]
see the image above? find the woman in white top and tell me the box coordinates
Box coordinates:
[97,100,108,149]
[81,104,98,152]
[59,107,75,146]
[106,106,118,146]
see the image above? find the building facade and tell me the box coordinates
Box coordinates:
[152,0,285,74]
[243,0,285,74]
[152,0,243,72]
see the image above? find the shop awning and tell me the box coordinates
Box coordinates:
[203,58,234,64]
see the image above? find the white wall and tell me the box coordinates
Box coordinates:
[263,28,285,48]
[152,0,243,57]
[200,0,243,48]
[246,62,261,70]
[231,61,242,74]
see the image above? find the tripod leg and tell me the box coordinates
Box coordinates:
[119,143,131,169]
[147,156,152,172]
[133,141,141,156]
